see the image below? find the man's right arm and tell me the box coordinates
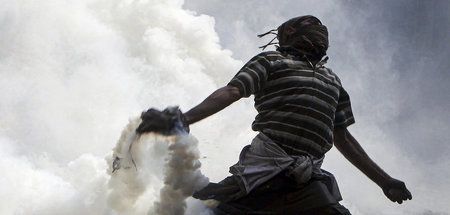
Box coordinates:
[136,85,241,134]
[184,85,241,125]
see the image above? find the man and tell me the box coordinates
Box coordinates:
[138,15,412,215]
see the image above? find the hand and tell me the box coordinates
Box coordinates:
[136,106,189,135]
[381,178,412,204]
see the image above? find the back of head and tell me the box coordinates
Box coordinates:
[277,15,328,60]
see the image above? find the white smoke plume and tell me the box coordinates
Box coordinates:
[151,133,210,215]
[0,0,241,214]
[106,118,211,215]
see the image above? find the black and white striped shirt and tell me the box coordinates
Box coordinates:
[228,51,355,158]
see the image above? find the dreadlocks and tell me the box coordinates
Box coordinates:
[260,15,329,60]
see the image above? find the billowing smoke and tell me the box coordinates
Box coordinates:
[0,0,242,214]
[106,118,211,215]
[151,134,210,215]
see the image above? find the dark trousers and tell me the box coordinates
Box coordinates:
[209,173,352,215]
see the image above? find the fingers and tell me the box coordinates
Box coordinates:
[399,183,412,201]
[403,189,412,201]
[393,190,412,204]
[390,195,402,204]
[384,178,412,204]
[387,187,413,204]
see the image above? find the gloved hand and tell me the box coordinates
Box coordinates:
[381,178,412,204]
[136,106,189,135]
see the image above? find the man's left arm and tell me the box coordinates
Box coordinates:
[333,128,412,204]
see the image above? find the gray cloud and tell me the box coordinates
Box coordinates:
[338,0,450,160]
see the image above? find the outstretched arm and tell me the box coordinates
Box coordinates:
[136,85,241,134]
[184,85,241,125]
[333,128,412,204]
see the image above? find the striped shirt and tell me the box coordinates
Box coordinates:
[228,51,355,158]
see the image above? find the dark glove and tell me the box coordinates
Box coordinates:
[136,106,189,135]
[382,178,412,204]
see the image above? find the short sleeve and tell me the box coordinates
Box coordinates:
[334,87,355,128]
[227,53,271,97]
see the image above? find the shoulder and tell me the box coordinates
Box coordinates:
[242,51,284,70]
[318,66,342,86]
[253,51,285,61]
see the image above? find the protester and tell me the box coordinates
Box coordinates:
[138,15,412,215]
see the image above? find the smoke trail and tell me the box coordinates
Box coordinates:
[106,118,211,215]
[152,134,210,215]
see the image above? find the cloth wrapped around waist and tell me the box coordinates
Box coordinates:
[193,133,342,203]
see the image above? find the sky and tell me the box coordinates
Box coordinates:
[0,0,449,214]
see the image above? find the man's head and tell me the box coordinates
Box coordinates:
[277,15,328,59]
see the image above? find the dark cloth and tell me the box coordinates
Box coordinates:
[207,173,351,215]
[276,15,329,60]
[228,51,354,158]
[136,106,189,135]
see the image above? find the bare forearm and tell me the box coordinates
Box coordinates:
[184,85,241,125]
[334,129,392,187]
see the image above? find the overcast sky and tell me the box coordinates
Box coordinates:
[0,0,448,214]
